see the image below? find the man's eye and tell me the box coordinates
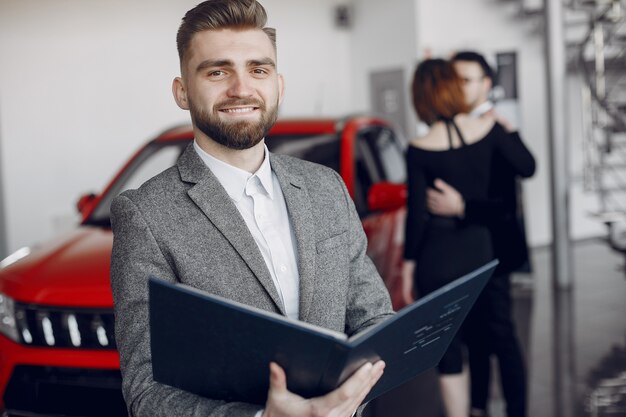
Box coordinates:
[208,70,225,77]
[252,68,269,75]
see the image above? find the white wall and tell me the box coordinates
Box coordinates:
[0,107,6,258]
[0,0,354,253]
[0,0,606,253]
[265,0,353,117]
[350,0,418,138]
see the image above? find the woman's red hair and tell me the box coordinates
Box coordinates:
[412,58,470,125]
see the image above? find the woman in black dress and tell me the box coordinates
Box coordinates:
[402,59,534,417]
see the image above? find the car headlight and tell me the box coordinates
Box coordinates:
[0,292,18,342]
[0,246,31,269]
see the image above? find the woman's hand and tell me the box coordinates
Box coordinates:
[427,179,465,218]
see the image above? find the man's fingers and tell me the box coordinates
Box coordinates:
[427,194,441,206]
[402,290,414,305]
[433,178,451,192]
[401,264,415,305]
[269,362,288,393]
[368,361,385,387]
[327,362,374,406]
[344,361,386,414]
[427,191,443,213]
[322,361,385,416]
[426,188,441,202]
[426,187,440,199]
[337,361,385,402]
[308,361,386,417]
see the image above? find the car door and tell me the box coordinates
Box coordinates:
[340,119,408,310]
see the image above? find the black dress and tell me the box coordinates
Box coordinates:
[403,120,534,374]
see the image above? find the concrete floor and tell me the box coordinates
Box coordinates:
[365,239,626,417]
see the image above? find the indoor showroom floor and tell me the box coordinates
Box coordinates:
[366,239,626,417]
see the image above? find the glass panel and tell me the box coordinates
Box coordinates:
[353,126,406,216]
[122,146,182,192]
[371,129,406,183]
[266,134,341,173]
[87,141,189,226]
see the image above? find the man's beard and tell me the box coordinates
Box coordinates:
[189,97,279,150]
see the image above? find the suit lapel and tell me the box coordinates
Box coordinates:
[270,155,317,322]
[177,144,285,315]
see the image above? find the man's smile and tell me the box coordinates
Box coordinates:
[219,106,259,114]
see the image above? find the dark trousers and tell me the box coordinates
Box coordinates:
[464,273,527,417]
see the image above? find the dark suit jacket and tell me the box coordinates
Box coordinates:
[109,144,394,417]
[464,131,536,275]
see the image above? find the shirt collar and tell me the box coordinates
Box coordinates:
[470,100,494,118]
[193,140,274,202]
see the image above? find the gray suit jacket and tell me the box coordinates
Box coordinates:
[110,144,394,417]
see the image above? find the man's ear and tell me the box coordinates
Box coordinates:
[484,77,493,93]
[172,77,190,110]
[277,74,285,105]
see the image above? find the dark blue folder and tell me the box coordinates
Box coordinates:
[149,259,497,405]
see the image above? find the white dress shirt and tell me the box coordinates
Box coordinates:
[470,100,494,118]
[193,140,300,320]
[194,142,357,416]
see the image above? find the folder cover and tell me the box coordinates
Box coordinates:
[149,259,497,405]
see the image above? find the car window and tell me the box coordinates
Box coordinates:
[123,146,183,191]
[353,127,406,216]
[86,130,395,226]
[354,140,377,216]
[360,127,406,183]
[266,133,341,173]
[87,141,189,226]
[371,128,406,183]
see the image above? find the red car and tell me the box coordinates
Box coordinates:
[0,117,407,417]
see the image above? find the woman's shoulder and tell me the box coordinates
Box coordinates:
[454,113,497,144]
[408,122,449,152]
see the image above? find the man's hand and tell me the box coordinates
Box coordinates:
[262,361,385,417]
[426,179,465,218]
[401,260,416,305]
[485,109,515,133]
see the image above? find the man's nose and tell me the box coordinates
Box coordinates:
[227,73,254,98]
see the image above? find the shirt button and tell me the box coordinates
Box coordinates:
[280,265,287,272]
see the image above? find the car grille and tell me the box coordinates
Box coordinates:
[13,302,116,349]
[3,365,127,417]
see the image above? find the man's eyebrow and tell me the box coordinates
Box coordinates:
[196,59,234,73]
[248,58,276,68]
[195,58,276,73]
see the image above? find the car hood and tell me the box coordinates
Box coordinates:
[0,226,114,308]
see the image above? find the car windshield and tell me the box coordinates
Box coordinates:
[266,133,340,172]
[85,141,190,227]
[84,133,340,227]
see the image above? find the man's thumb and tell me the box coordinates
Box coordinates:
[434,178,451,192]
[269,362,287,392]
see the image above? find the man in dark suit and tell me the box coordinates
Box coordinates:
[109,1,393,416]
[426,51,535,417]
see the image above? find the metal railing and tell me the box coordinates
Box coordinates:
[576,0,626,254]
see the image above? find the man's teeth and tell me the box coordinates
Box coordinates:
[222,107,255,113]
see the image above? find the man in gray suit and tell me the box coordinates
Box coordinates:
[109,1,394,416]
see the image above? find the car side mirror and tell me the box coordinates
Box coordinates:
[76,193,97,215]
[367,182,407,212]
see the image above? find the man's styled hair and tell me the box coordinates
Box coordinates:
[451,51,495,81]
[176,0,277,64]
[412,59,470,125]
